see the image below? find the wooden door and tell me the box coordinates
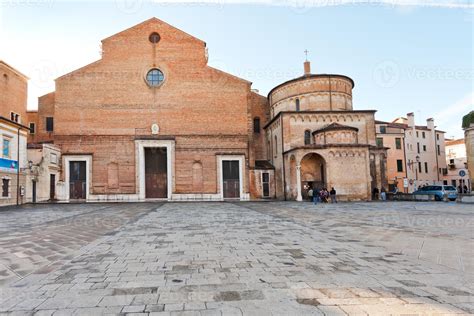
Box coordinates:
[50,174,56,200]
[262,172,270,197]
[222,160,240,199]
[69,161,86,200]
[145,148,168,199]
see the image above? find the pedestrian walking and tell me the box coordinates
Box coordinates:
[372,187,379,200]
[308,188,317,205]
[380,187,387,201]
[330,187,337,203]
[320,188,329,203]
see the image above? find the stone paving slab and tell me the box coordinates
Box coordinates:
[0,201,472,315]
[0,203,157,286]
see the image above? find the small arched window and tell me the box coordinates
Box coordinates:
[296,98,300,112]
[253,117,261,134]
[304,130,311,145]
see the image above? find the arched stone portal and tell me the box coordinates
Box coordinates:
[300,153,326,199]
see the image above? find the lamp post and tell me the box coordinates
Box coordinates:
[407,155,420,192]
[415,155,420,190]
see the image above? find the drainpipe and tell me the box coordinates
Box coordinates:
[281,115,286,201]
[329,75,333,111]
[16,127,20,205]
[402,134,408,194]
[434,132,440,182]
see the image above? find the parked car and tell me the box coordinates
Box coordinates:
[414,185,458,201]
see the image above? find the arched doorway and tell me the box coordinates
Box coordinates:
[300,153,326,199]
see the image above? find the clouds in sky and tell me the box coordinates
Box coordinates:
[113,0,473,9]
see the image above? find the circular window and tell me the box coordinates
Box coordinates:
[146,69,165,87]
[149,32,161,44]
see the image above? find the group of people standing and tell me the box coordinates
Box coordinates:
[458,185,470,194]
[308,187,337,204]
[372,187,388,201]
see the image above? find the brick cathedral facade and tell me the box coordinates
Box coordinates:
[27,18,387,202]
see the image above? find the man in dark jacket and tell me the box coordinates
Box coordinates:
[330,187,337,203]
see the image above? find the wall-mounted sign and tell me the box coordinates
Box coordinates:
[459,170,466,177]
[403,178,409,188]
[0,158,18,173]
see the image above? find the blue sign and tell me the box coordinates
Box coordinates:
[0,158,18,173]
[459,170,466,177]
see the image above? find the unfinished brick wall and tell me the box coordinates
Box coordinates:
[27,92,55,144]
[0,61,27,124]
[52,18,260,197]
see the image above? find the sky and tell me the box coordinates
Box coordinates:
[0,0,472,138]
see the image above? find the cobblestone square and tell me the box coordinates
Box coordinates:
[0,201,472,315]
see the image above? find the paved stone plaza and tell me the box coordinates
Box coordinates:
[0,201,472,315]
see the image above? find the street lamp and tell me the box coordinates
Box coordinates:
[407,155,421,192]
[414,155,420,190]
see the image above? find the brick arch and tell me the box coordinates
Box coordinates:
[300,152,326,190]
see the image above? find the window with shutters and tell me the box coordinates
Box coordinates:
[253,117,260,134]
[46,117,54,132]
[2,179,9,197]
[395,138,401,149]
[396,160,403,172]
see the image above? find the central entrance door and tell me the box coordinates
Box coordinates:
[69,161,86,200]
[145,147,168,199]
[222,160,240,199]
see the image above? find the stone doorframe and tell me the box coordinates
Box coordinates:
[216,155,249,201]
[135,139,175,201]
[64,155,92,202]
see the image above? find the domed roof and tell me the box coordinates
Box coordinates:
[268,73,355,98]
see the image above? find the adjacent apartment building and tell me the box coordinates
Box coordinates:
[376,113,447,193]
[26,18,386,202]
[0,61,29,206]
[444,138,471,192]
[464,111,474,191]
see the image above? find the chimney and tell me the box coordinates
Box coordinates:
[304,61,311,76]
[407,112,415,128]
[427,117,435,130]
